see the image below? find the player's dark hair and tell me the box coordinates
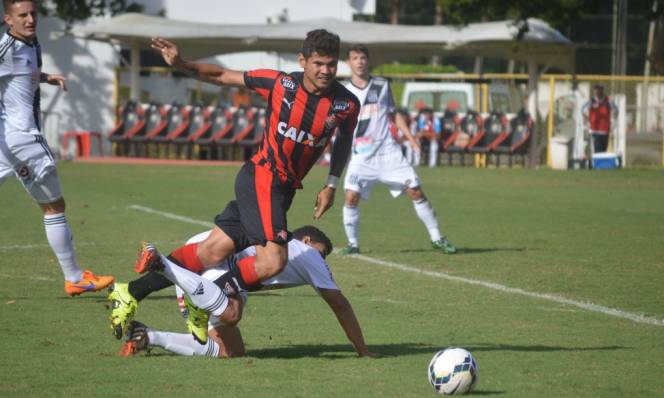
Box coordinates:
[302,29,340,59]
[347,43,369,59]
[292,225,333,258]
[3,0,32,12]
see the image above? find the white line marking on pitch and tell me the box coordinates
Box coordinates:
[128,205,214,228]
[129,204,664,327]
[0,242,97,251]
[0,273,55,282]
[0,239,184,251]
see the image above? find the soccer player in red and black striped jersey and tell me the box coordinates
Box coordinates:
[109,30,359,338]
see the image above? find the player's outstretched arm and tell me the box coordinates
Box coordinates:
[319,288,378,358]
[151,37,245,86]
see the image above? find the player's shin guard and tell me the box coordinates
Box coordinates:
[43,213,83,282]
[343,205,360,247]
[148,330,220,357]
[413,199,442,242]
[213,256,262,295]
[160,255,228,317]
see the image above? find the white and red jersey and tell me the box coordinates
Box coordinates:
[582,96,617,135]
[0,31,42,135]
[186,231,339,292]
[344,77,401,158]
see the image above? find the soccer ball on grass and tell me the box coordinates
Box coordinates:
[427,347,478,395]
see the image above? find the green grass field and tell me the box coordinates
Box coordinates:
[0,162,663,397]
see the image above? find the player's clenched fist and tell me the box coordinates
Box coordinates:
[151,37,183,68]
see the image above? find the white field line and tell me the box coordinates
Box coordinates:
[127,205,214,228]
[0,239,182,251]
[0,273,55,282]
[129,204,664,327]
[353,254,664,327]
[0,242,97,251]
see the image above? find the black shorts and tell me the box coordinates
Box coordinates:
[591,133,609,153]
[214,162,294,249]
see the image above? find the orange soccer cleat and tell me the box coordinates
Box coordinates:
[134,242,162,274]
[118,321,150,357]
[64,270,115,296]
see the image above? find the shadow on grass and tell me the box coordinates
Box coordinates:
[396,247,527,254]
[56,293,176,302]
[463,343,627,353]
[249,342,439,359]
[469,391,506,395]
[248,342,627,360]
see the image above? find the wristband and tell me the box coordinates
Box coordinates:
[326,175,339,189]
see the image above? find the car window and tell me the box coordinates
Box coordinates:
[407,92,434,111]
[438,91,468,113]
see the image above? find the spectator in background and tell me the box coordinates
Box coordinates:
[389,109,417,164]
[232,87,251,108]
[414,107,441,167]
[582,85,617,154]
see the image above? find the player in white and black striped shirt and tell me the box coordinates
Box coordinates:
[0,0,114,295]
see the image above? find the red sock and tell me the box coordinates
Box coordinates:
[237,256,259,285]
[169,243,204,274]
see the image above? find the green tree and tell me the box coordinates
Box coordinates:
[436,0,593,37]
[39,0,144,29]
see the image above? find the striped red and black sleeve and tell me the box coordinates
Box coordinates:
[244,69,281,100]
[328,95,360,179]
[338,97,360,138]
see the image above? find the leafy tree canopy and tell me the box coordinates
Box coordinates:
[37,0,144,28]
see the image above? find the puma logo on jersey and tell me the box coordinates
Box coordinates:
[282,98,294,109]
[277,121,327,147]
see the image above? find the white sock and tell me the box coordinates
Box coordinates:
[429,140,439,168]
[147,330,220,357]
[343,205,360,247]
[413,199,442,242]
[160,255,228,317]
[43,213,83,282]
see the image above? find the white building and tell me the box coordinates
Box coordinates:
[38,0,375,155]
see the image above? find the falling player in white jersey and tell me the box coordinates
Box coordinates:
[119,226,377,358]
[339,44,456,255]
[0,0,113,295]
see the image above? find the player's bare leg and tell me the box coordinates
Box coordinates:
[253,241,288,280]
[196,227,236,268]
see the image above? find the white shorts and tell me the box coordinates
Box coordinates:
[0,129,62,203]
[344,151,420,200]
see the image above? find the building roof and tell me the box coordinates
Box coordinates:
[68,13,575,71]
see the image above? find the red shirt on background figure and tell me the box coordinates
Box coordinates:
[582,84,618,153]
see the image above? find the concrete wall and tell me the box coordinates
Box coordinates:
[39,17,117,156]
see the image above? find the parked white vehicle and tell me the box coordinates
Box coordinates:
[400,82,520,115]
